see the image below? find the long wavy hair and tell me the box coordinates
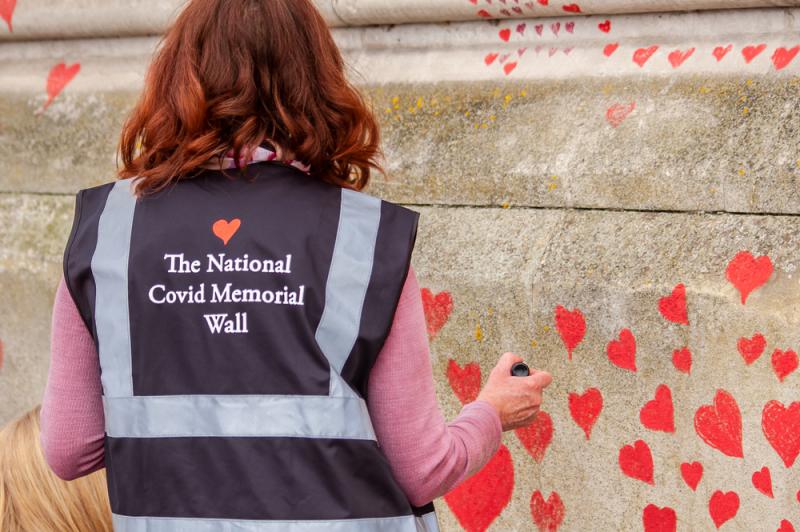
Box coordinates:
[119,0,382,196]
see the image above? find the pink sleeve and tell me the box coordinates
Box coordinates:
[367,266,502,507]
[40,277,106,480]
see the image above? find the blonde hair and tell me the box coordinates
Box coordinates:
[0,406,113,532]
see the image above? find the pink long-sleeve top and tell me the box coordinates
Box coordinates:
[40,265,501,507]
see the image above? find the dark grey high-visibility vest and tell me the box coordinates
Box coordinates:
[63,162,439,532]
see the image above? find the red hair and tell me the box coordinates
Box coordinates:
[119,0,382,195]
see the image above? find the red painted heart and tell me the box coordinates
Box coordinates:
[562,3,581,13]
[606,102,636,128]
[668,48,695,68]
[516,23,527,35]
[708,491,739,529]
[569,387,603,440]
[212,218,241,246]
[751,466,773,498]
[772,46,800,70]
[640,384,675,433]
[604,43,619,57]
[672,347,692,374]
[45,63,81,109]
[779,520,796,532]
[726,251,773,304]
[530,491,565,532]
[642,504,676,532]
[619,439,654,485]
[742,44,767,64]
[738,333,766,365]
[515,411,553,463]
[499,28,511,41]
[550,22,560,36]
[484,53,499,65]
[633,46,659,67]
[694,389,743,458]
[446,359,481,405]
[607,328,637,372]
[713,44,733,62]
[598,20,611,33]
[680,461,703,491]
[762,400,800,468]
[503,62,518,75]
[444,444,514,532]
[0,0,15,31]
[658,283,689,325]
[420,288,453,339]
[554,306,585,360]
[771,349,798,382]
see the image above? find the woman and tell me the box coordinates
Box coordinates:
[0,407,113,532]
[41,0,552,530]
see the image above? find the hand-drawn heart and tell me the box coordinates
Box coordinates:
[607,328,637,372]
[447,359,481,405]
[550,22,560,36]
[562,3,581,12]
[606,102,636,128]
[498,53,511,64]
[477,9,492,17]
[0,0,15,31]
[668,48,695,68]
[642,504,676,532]
[444,444,514,532]
[772,46,800,70]
[44,63,81,109]
[518,47,527,57]
[712,44,733,62]
[640,384,675,433]
[420,288,453,339]
[779,520,795,532]
[680,461,703,491]
[619,439,654,485]
[598,20,611,33]
[659,283,689,325]
[565,22,574,33]
[535,24,544,36]
[212,218,241,246]
[554,306,586,360]
[694,389,743,458]
[726,251,773,304]
[499,28,511,42]
[738,333,766,365]
[751,466,773,498]
[742,44,767,64]
[516,23,527,35]
[772,349,798,382]
[538,0,549,4]
[762,400,800,468]
[484,53,499,65]
[672,347,692,374]
[515,411,553,463]
[530,491,565,532]
[548,48,559,57]
[569,387,603,439]
[603,43,619,57]
[504,62,518,75]
[708,491,739,529]
[499,9,512,17]
[512,6,523,14]
[633,46,659,67]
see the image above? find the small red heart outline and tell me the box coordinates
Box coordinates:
[742,44,767,64]
[642,504,676,532]
[738,333,766,365]
[607,328,637,372]
[708,490,739,529]
[668,47,695,68]
[598,20,611,33]
[680,461,703,491]
[658,283,689,325]
[672,347,692,374]
[562,3,581,13]
[515,411,554,463]
[44,62,81,110]
[535,24,544,36]
[606,102,636,128]
[550,22,560,36]
[640,384,675,433]
[603,43,619,57]
[554,306,586,360]
[762,400,800,468]
[751,466,773,498]
[569,387,603,440]
[446,359,481,405]
[772,46,800,70]
[619,439,654,485]
[516,23,527,35]
[726,251,773,304]
[499,28,511,42]
[420,288,453,339]
[771,349,798,382]
[713,44,733,62]
[633,45,659,67]
[212,218,241,246]
[0,0,15,32]
[565,21,575,34]
[694,389,743,458]
[530,490,565,531]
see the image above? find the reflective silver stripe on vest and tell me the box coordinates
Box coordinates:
[112,513,437,532]
[91,178,137,398]
[103,394,376,440]
[315,188,381,397]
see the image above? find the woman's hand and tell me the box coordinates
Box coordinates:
[476,352,553,432]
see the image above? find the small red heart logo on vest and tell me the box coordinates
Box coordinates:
[213,218,241,246]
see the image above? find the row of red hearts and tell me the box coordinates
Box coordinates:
[470,0,584,20]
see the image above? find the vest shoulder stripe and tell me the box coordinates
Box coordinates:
[91,178,137,397]
[103,394,376,440]
[112,513,437,532]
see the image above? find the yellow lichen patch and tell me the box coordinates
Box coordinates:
[530,339,538,349]
[488,306,494,316]
[699,86,711,94]
[738,168,746,176]
[475,323,484,342]
[520,89,527,97]
[489,115,497,122]
[465,111,471,117]
[743,107,750,115]
[416,97,424,109]
[501,202,510,209]
[391,96,400,110]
